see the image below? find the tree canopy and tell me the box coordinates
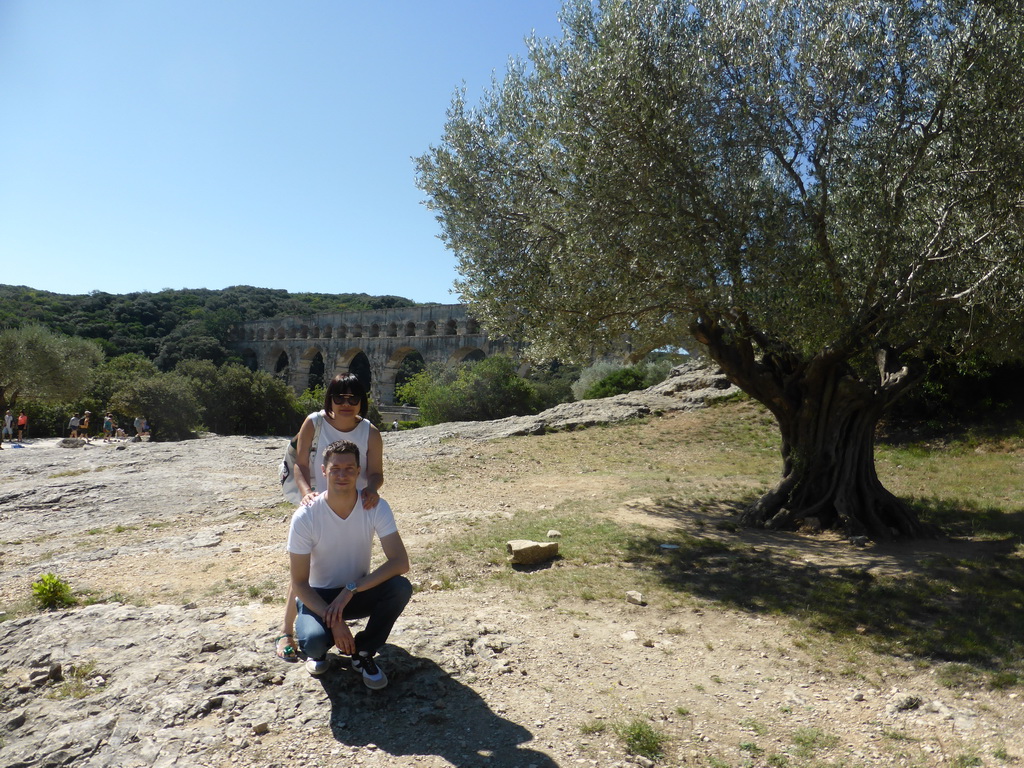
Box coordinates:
[0,325,103,412]
[416,0,1024,539]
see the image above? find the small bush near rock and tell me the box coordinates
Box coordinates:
[32,573,77,610]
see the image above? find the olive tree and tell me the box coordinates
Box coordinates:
[0,325,103,412]
[416,0,1024,539]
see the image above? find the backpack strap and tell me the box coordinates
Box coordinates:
[308,410,324,472]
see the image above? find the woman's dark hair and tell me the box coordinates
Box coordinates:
[323,373,368,418]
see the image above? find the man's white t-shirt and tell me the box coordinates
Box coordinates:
[287,494,398,590]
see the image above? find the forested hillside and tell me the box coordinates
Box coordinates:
[0,284,418,369]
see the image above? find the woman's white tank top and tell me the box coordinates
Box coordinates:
[311,412,372,493]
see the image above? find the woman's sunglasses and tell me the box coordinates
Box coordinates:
[331,394,361,406]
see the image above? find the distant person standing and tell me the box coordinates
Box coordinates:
[80,411,91,440]
[391,420,399,432]
[134,415,147,437]
[17,410,27,441]
[1,409,12,448]
[68,413,81,438]
[102,413,115,442]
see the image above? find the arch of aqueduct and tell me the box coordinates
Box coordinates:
[226,304,518,405]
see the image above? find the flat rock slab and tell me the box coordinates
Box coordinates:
[507,539,559,565]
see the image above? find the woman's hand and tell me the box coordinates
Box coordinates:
[360,487,380,509]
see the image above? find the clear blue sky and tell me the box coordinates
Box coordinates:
[0,1,564,304]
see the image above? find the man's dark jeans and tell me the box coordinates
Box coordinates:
[295,576,412,660]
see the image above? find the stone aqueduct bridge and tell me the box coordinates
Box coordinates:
[226,304,519,405]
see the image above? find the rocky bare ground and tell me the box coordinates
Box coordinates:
[1,365,1022,767]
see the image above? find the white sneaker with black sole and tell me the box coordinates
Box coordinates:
[305,657,330,677]
[352,651,388,689]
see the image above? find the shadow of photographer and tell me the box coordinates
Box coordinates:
[315,646,558,767]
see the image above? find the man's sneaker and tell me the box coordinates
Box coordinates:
[305,657,330,677]
[352,651,388,689]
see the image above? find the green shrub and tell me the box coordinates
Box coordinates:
[583,366,647,399]
[296,385,326,417]
[32,573,77,610]
[175,360,302,435]
[397,356,540,425]
[11,401,68,439]
[574,359,676,401]
[570,361,624,400]
[526,360,579,409]
[110,372,201,440]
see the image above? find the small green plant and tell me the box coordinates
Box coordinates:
[938,663,984,690]
[675,706,691,717]
[32,573,77,610]
[580,719,607,735]
[766,754,789,767]
[792,727,839,758]
[740,717,767,736]
[951,755,982,768]
[988,671,1019,690]
[49,661,102,699]
[615,718,667,760]
[740,741,764,755]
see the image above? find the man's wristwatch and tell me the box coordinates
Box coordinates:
[345,582,358,594]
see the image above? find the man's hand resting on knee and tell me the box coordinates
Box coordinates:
[324,592,355,654]
[331,621,355,655]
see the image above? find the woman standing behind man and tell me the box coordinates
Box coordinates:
[275,373,384,661]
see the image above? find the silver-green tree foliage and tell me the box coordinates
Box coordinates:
[0,325,103,412]
[416,0,1024,539]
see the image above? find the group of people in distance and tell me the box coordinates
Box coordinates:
[67,411,148,442]
[68,411,91,439]
[275,373,411,689]
[0,409,151,446]
[1,409,29,449]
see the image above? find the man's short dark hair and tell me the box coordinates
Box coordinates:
[322,440,361,467]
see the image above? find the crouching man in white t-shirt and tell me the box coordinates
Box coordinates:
[288,439,412,688]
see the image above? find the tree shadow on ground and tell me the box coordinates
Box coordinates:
[316,647,557,768]
[622,496,1024,678]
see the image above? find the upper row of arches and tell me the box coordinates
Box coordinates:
[237,318,480,342]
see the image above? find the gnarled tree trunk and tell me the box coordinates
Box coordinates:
[693,319,932,541]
